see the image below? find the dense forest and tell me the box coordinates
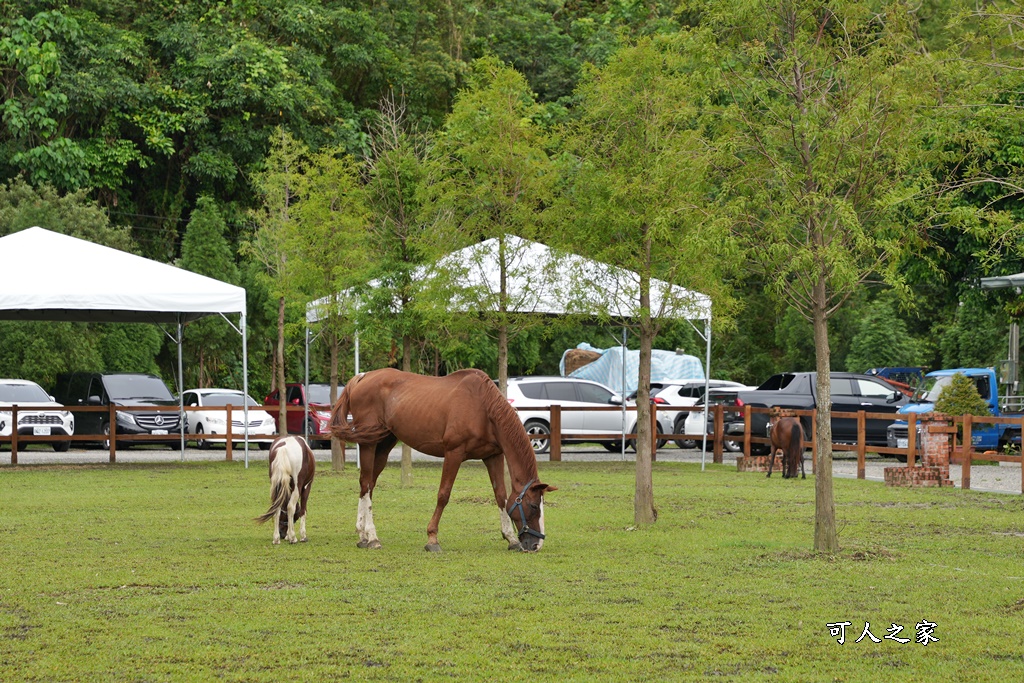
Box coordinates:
[2,0,1023,399]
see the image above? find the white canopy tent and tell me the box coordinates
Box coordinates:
[980,272,1024,393]
[307,235,716,466]
[0,227,250,463]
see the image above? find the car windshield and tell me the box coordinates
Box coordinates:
[104,375,174,401]
[201,393,259,407]
[0,382,51,403]
[307,384,332,404]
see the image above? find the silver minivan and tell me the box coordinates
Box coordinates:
[505,376,624,454]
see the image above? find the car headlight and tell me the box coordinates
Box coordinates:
[262,418,275,427]
[116,411,138,427]
[207,414,226,425]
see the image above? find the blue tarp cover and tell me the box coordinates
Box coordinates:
[559,343,705,396]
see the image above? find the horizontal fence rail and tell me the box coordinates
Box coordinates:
[0,404,321,465]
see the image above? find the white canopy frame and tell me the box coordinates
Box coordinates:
[306,235,716,468]
[0,227,250,465]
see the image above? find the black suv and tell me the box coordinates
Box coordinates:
[53,372,181,448]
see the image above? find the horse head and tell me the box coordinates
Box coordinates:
[507,479,557,552]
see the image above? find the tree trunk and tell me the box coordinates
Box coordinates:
[276,295,288,436]
[400,334,413,486]
[635,261,657,525]
[812,276,838,552]
[329,331,344,472]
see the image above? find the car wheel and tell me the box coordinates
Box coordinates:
[603,441,625,452]
[195,424,210,450]
[627,422,668,451]
[673,418,696,449]
[724,439,742,453]
[524,419,550,455]
[102,422,111,451]
[258,441,271,450]
[52,440,70,452]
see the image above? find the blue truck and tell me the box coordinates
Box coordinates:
[885,367,1024,458]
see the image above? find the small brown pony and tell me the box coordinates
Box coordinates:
[254,435,316,544]
[330,368,556,552]
[767,417,805,479]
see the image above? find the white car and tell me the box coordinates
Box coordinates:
[625,380,748,449]
[505,376,626,454]
[681,386,756,451]
[182,388,277,449]
[0,379,74,451]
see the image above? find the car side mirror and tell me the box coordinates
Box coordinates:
[87,395,102,405]
[291,398,301,405]
[610,395,623,405]
[887,392,900,404]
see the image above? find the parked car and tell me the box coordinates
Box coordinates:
[263,383,334,446]
[682,386,758,452]
[182,388,277,449]
[53,372,181,448]
[626,379,748,449]
[505,376,625,454]
[0,379,75,451]
[724,372,909,448]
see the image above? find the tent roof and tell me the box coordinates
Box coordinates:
[308,235,711,322]
[0,227,246,323]
[979,273,1024,290]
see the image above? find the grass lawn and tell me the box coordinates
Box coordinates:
[1,459,1023,682]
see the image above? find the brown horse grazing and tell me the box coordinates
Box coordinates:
[254,435,316,544]
[330,368,556,553]
[767,417,805,479]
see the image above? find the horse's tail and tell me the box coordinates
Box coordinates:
[786,420,803,478]
[329,372,393,444]
[254,446,296,524]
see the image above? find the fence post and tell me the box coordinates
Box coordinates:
[650,404,658,462]
[108,403,116,463]
[225,405,233,462]
[713,405,724,463]
[743,408,752,459]
[961,414,972,491]
[10,405,18,465]
[549,405,561,462]
[908,413,917,468]
[856,410,866,480]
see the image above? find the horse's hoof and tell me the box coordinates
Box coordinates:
[424,543,442,553]
[357,540,369,548]
[272,539,280,545]
[507,542,523,552]
[299,537,308,543]
[367,540,382,550]
[288,538,298,544]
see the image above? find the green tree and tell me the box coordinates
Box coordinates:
[424,56,557,395]
[244,128,307,435]
[845,294,925,372]
[292,147,370,469]
[178,196,240,387]
[557,34,737,526]
[710,0,942,551]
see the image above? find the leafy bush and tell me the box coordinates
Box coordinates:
[934,372,990,417]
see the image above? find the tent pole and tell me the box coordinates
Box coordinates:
[701,317,711,472]
[621,327,627,461]
[242,312,249,468]
[178,320,185,462]
[355,329,360,374]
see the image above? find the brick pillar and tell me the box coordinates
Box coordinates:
[884,413,954,488]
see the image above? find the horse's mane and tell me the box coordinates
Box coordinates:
[329,373,393,444]
[465,370,539,479]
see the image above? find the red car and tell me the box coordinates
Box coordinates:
[263,383,335,445]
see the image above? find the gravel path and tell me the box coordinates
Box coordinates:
[3,444,1020,495]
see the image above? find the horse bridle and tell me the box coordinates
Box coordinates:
[508,479,546,541]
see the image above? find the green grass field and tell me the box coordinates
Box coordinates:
[1,459,1023,682]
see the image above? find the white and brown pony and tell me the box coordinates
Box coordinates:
[330,368,556,552]
[254,435,316,544]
